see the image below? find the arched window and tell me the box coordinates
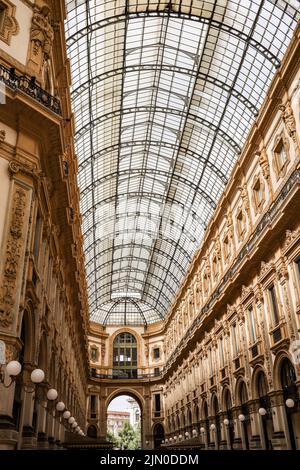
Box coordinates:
[113,333,137,378]
[280,358,297,400]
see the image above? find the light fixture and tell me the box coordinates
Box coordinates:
[185,432,189,438]
[162,440,165,444]
[145,440,149,445]
[169,437,173,442]
[192,429,197,436]
[56,402,65,412]
[258,407,267,416]
[165,438,169,443]
[200,427,205,433]
[285,398,295,408]
[210,424,216,430]
[0,360,22,387]
[63,410,71,419]
[68,417,75,424]
[31,368,45,384]
[238,414,245,422]
[6,360,22,377]
[174,436,177,441]
[72,421,78,428]
[223,419,229,426]
[47,388,58,401]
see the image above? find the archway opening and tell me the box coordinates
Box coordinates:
[153,423,165,449]
[280,358,299,450]
[107,395,141,450]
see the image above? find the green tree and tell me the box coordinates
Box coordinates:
[107,430,119,448]
[117,421,140,450]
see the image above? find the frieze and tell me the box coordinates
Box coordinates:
[0,187,27,328]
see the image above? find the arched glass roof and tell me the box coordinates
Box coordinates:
[65,0,299,326]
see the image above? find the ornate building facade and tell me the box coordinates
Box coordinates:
[0,0,89,450]
[0,0,299,452]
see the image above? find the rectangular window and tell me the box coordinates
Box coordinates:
[90,395,96,418]
[153,348,160,359]
[154,367,160,376]
[208,348,213,376]
[231,323,239,357]
[296,258,300,280]
[269,285,280,325]
[219,337,224,367]
[154,394,161,417]
[248,306,257,342]
[33,214,42,260]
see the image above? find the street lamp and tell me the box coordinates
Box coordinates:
[285,398,295,408]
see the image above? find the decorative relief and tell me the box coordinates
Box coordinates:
[258,260,275,281]
[0,187,27,328]
[28,2,54,75]
[8,160,40,180]
[279,101,298,145]
[0,0,19,45]
[0,129,6,145]
[283,228,300,251]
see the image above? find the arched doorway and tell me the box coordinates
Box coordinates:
[153,423,165,448]
[280,358,298,450]
[224,388,234,449]
[257,371,273,449]
[107,394,141,449]
[239,381,251,450]
[202,401,210,448]
[212,395,221,449]
[113,333,137,378]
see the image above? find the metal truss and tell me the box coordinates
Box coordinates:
[65,0,299,325]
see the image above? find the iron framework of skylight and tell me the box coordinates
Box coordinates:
[65,0,300,326]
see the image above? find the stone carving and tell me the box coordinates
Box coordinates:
[283,228,300,250]
[279,102,297,144]
[258,148,270,181]
[0,187,27,328]
[30,3,54,59]
[28,2,54,76]
[0,0,19,45]
[259,260,275,280]
[0,130,6,145]
[8,160,40,181]
[238,181,250,217]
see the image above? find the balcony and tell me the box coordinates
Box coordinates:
[90,368,162,380]
[0,64,61,115]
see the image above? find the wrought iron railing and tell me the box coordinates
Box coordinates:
[0,64,61,115]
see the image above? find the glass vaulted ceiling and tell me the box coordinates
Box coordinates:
[65,0,300,326]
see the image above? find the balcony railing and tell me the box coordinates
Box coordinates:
[90,369,162,380]
[0,64,61,115]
